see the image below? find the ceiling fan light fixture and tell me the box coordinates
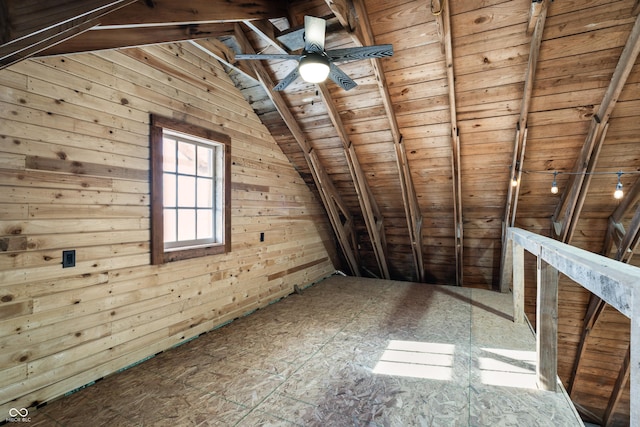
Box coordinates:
[298,52,330,83]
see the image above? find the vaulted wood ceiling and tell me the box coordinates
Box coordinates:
[2,0,639,425]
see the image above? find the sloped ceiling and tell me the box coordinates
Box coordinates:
[1,0,639,424]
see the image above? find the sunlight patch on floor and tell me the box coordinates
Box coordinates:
[479,347,537,389]
[372,340,455,381]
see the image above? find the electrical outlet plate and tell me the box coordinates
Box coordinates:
[62,250,76,268]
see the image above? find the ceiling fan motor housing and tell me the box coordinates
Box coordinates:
[299,51,331,83]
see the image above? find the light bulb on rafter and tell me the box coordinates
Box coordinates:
[550,171,559,194]
[614,171,624,199]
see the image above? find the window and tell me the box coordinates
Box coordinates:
[150,115,231,264]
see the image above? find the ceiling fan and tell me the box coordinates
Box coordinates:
[235,16,393,91]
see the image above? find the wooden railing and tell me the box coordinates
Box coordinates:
[500,227,640,427]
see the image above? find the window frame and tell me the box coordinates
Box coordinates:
[150,115,231,265]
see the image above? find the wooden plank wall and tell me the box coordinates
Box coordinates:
[0,42,336,412]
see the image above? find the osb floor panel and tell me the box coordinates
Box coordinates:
[26,276,582,426]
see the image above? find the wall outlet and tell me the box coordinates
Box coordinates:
[62,250,76,268]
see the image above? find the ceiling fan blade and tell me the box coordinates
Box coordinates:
[235,54,300,61]
[328,63,357,91]
[304,16,326,53]
[274,67,300,91]
[326,45,394,62]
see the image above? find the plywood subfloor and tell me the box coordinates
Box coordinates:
[26,276,582,426]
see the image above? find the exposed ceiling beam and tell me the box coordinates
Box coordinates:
[232,23,361,276]
[553,13,640,243]
[317,83,390,279]
[431,0,463,286]
[328,0,424,282]
[37,23,235,56]
[0,0,137,69]
[97,0,287,28]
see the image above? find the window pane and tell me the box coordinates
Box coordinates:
[163,209,176,243]
[163,173,176,207]
[197,210,213,240]
[197,145,213,177]
[162,138,176,172]
[197,177,213,208]
[178,141,196,175]
[177,176,196,207]
[177,209,196,241]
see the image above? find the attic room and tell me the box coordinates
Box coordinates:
[1,0,639,425]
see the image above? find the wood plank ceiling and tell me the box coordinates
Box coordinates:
[2,0,639,425]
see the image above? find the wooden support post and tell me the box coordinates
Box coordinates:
[500,231,513,293]
[632,289,640,427]
[513,241,525,324]
[509,227,640,421]
[536,254,558,392]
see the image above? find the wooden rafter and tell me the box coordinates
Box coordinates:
[317,84,390,279]
[567,293,607,395]
[553,13,640,243]
[242,19,289,54]
[37,23,235,56]
[325,0,358,34]
[190,39,257,81]
[0,0,137,68]
[432,0,463,286]
[603,178,640,256]
[500,1,548,292]
[616,204,640,263]
[326,0,424,281]
[526,0,547,36]
[232,24,361,276]
[603,345,631,427]
[97,0,286,28]
[559,122,610,242]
